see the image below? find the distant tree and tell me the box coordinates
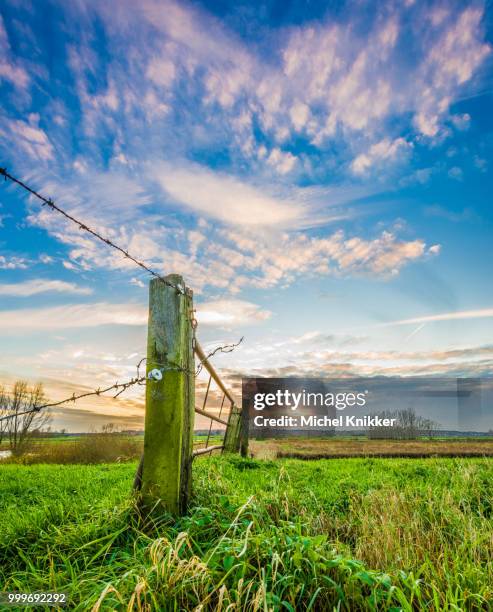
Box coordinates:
[368,407,440,439]
[101,423,119,434]
[2,381,52,453]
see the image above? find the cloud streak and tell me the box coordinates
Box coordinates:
[0,279,92,297]
[152,161,304,227]
[0,303,147,332]
[197,299,271,327]
[0,298,272,332]
[383,308,493,327]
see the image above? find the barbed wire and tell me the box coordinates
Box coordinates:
[0,167,185,294]
[0,338,243,424]
[0,376,143,423]
[195,337,244,376]
[145,337,244,378]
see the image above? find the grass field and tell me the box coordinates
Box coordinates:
[251,437,493,459]
[1,456,492,610]
[4,434,493,466]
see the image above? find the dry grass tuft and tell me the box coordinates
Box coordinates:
[5,433,142,464]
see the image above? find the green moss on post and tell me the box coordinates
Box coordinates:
[141,274,195,515]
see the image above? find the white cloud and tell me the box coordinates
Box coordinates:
[413,8,490,138]
[62,261,78,271]
[351,138,412,174]
[29,168,153,237]
[0,302,147,332]
[208,228,436,290]
[451,113,471,131]
[474,156,487,172]
[289,101,310,130]
[266,148,297,174]
[414,112,440,138]
[24,167,436,293]
[383,307,493,327]
[280,20,395,138]
[5,114,53,161]
[151,161,304,226]
[0,15,29,89]
[424,205,478,223]
[196,299,271,327]
[448,166,463,181]
[146,54,176,87]
[142,90,170,118]
[0,255,29,270]
[222,337,493,380]
[0,279,92,297]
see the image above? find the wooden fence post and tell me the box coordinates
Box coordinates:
[223,404,241,452]
[239,402,250,457]
[141,274,195,515]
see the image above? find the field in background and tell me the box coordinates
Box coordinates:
[3,434,493,465]
[251,437,493,459]
[0,433,224,464]
[1,456,492,610]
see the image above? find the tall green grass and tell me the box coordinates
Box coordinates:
[1,457,492,610]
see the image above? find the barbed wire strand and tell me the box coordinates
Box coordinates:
[0,363,183,423]
[0,167,184,294]
[146,337,244,378]
[0,337,243,423]
[0,376,144,423]
[195,337,244,377]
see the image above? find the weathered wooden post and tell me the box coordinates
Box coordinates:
[239,401,250,457]
[223,404,242,452]
[238,384,250,457]
[141,274,195,515]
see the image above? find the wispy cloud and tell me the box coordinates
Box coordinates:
[0,298,272,332]
[196,299,272,327]
[0,255,29,270]
[151,161,304,227]
[0,303,147,332]
[0,15,30,90]
[351,138,412,175]
[0,279,93,297]
[383,307,493,327]
[424,204,479,223]
[2,114,53,161]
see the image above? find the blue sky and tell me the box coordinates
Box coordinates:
[0,0,492,430]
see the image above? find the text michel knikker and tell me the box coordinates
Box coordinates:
[251,388,397,428]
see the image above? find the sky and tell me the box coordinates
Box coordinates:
[0,0,492,431]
